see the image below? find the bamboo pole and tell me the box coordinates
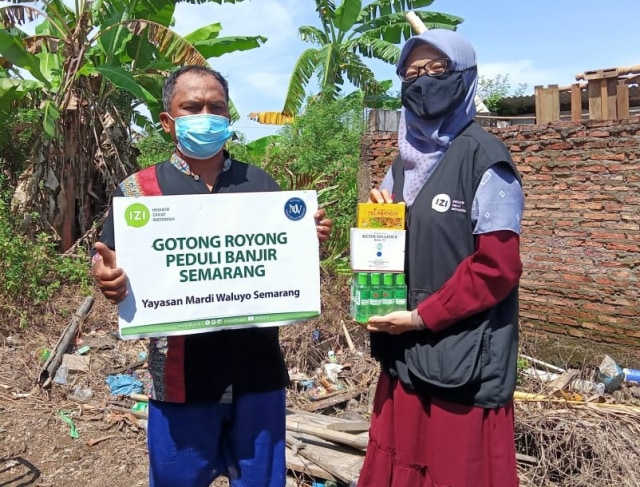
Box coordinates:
[406,10,427,34]
[576,65,640,81]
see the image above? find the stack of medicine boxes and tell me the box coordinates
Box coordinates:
[350,203,407,324]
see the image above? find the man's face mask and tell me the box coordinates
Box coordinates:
[169,113,233,160]
[400,67,476,120]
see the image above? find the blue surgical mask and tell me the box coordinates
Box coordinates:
[169,113,234,160]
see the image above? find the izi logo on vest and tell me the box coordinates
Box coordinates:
[431,194,451,213]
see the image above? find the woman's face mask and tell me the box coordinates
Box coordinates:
[400,68,475,120]
[169,113,233,160]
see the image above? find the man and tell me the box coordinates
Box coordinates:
[92,65,333,487]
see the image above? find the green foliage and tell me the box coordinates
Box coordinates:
[477,74,528,114]
[281,0,461,115]
[134,131,174,169]
[516,355,530,385]
[0,176,91,327]
[261,93,364,271]
[0,108,41,183]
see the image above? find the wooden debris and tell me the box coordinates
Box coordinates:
[38,296,94,388]
[87,435,116,447]
[286,420,368,451]
[301,385,367,412]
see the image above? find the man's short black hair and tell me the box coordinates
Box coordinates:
[162,66,229,112]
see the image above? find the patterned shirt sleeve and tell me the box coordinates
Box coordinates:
[471,162,524,235]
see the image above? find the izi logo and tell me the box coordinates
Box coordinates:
[431,194,451,213]
[284,197,307,221]
[125,203,150,227]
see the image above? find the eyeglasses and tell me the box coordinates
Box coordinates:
[398,58,450,82]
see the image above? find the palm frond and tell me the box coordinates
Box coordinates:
[355,11,462,41]
[118,19,208,66]
[347,36,400,64]
[341,51,380,95]
[0,5,40,27]
[281,47,320,116]
[359,0,436,23]
[299,25,329,46]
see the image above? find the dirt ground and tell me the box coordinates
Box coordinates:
[0,274,358,487]
[3,277,640,487]
[1,290,154,487]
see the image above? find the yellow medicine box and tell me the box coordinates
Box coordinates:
[357,203,405,230]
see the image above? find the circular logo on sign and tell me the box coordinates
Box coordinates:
[125,203,150,227]
[284,197,307,221]
[431,194,451,213]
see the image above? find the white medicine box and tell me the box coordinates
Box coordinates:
[350,228,405,272]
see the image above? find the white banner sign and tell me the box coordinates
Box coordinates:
[113,191,320,339]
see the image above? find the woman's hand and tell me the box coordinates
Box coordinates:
[367,311,414,335]
[368,188,393,204]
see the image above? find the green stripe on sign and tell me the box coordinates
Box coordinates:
[120,311,320,337]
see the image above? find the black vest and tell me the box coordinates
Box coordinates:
[371,122,521,408]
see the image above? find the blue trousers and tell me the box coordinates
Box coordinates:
[147,389,286,487]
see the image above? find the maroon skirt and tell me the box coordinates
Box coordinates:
[357,372,519,487]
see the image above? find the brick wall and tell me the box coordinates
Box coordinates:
[361,115,640,346]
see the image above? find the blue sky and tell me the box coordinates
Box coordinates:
[170,0,640,141]
[3,1,637,141]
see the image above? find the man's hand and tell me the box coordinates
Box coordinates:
[368,188,393,204]
[92,242,128,304]
[367,311,414,335]
[314,208,333,243]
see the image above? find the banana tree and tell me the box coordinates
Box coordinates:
[0,0,265,250]
[251,0,462,125]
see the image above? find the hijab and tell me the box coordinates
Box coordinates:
[394,29,478,206]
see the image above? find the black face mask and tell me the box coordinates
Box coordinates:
[400,67,475,120]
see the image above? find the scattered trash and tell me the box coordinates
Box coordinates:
[137,351,148,362]
[58,410,79,439]
[75,346,91,355]
[71,386,93,399]
[312,330,321,343]
[324,363,343,383]
[623,367,640,384]
[35,347,50,362]
[131,402,148,414]
[53,365,69,385]
[105,374,144,396]
[327,350,337,363]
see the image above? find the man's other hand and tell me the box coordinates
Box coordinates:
[314,208,333,243]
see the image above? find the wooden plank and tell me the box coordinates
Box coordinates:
[571,83,583,122]
[602,78,617,120]
[617,82,630,119]
[287,421,368,450]
[286,433,364,483]
[588,79,603,120]
[285,445,335,481]
[326,421,370,433]
[534,85,560,123]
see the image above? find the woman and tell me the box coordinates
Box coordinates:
[357,29,524,487]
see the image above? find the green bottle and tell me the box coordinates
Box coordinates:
[394,273,407,311]
[369,272,382,316]
[355,273,370,323]
[359,288,370,323]
[381,273,395,314]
